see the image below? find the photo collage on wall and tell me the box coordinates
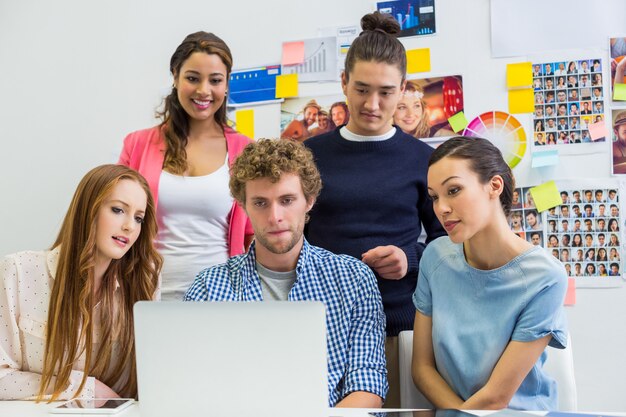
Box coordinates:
[509,187,544,246]
[509,187,622,279]
[532,59,605,146]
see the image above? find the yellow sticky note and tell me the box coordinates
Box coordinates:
[613,83,626,101]
[508,88,534,113]
[275,74,298,98]
[506,62,532,89]
[406,48,431,73]
[235,109,254,139]
[529,181,561,213]
[448,111,469,133]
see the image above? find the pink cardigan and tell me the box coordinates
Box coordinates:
[118,125,253,257]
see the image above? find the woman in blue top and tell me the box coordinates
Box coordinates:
[412,136,568,410]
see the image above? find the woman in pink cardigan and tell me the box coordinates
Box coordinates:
[119,32,253,300]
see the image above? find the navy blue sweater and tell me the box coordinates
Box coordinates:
[305,127,446,336]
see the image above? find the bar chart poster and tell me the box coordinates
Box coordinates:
[281,37,337,82]
[377,0,436,37]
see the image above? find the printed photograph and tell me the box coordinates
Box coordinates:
[394,75,464,141]
[612,109,626,174]
[280,94,348,142]
[610,37,626,101]
[377,0,436,37]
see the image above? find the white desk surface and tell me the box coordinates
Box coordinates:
[0,402,432,417]
[1,402,624,417]
[0,401,399,417]
[0,402,414,417]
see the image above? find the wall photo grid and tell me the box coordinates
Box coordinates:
[509,181,625,287]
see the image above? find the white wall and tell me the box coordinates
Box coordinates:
[0,0,624,410]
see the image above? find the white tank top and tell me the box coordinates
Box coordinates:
[156,155,233,300]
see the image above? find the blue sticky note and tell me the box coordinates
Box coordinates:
[531,149,559,168]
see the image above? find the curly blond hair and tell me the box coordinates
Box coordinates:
[229,139,322,206]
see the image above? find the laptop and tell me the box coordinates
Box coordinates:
[133,301,328,417]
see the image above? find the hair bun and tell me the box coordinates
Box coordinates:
[361,11,401,36]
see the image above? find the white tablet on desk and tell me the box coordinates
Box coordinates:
[49,398,134,414]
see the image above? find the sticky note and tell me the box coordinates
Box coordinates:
[531,149,559,168]
[506,62,532,89]
[406,48,431,73]
[529,180,561,213]
[564,278,576,306]
[447,111,469,133]
[235,109,254,139]
[275,74,298,98]
[588,121,608,141]
[613,83,626,101]
[281,41,305,66]
[508,88,534,113]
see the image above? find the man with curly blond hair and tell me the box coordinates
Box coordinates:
[185,139,388,408]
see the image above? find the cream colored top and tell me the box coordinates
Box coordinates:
[0,248,130,400]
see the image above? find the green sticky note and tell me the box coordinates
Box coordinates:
[406,48,431,73]
[448,111,469,133]
[613,83,626,101]
[235,109,254,139]
[506,62,532,89]
[508,88,534,113]
[275,74,298,98]
[529,181,562,213]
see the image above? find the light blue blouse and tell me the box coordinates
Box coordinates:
[413,237,568,410]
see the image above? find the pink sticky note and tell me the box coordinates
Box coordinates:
[564,278,576,306]
[588,121,608,141]
[282,41,305,66]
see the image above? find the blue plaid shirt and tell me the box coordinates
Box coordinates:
[184,239,388,406]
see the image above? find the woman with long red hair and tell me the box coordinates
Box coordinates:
[0,164,162,401]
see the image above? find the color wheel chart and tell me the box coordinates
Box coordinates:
[463,111,527,168]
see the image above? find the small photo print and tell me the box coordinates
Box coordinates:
[394,75,464,141]
[609,37,626,101]
[611,109,626,174]
[377,0,436,37]
[280,94,348,142]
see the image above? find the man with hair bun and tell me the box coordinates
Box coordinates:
[185,139,388,408]
[305,11,445,407]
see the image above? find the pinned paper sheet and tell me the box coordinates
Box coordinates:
[448,111,468,133]
[529,180,561,213]
[506,62,532,89]
[235,109,254,139]
[564,278,576,306]
[614,83,626,101]
[281,41,305,66]
[531,149,559,168]
[406,48,431,73]
[508,88,534,113]
[588,120,608,141]
[275,74,298,98]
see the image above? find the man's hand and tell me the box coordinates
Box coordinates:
[361,245,408,279]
